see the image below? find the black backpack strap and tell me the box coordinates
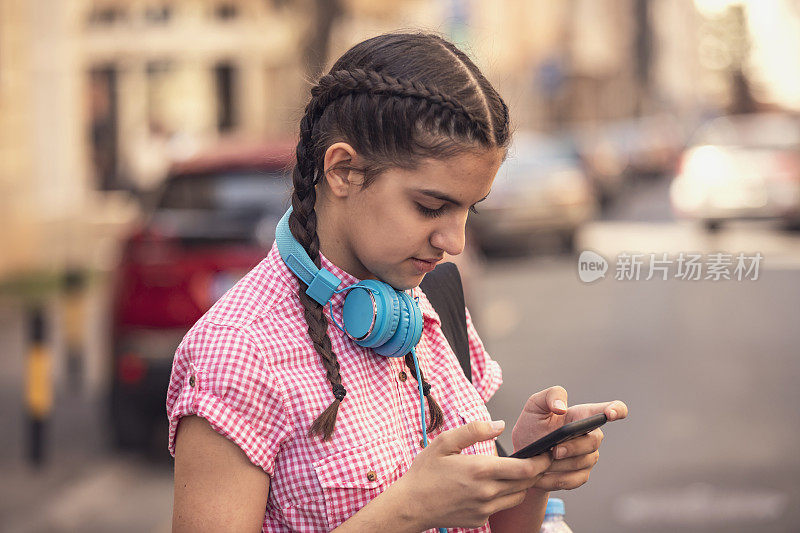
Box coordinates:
[419,262,470,383]
[419,262,507,457]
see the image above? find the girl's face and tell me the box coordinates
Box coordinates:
[317,144,505,289]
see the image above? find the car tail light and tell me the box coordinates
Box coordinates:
[118,353,147,385]
[676,152,688,177]
[773,152,800,182]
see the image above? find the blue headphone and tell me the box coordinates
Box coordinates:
[275,206,423,358]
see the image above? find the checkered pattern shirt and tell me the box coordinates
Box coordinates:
[166,240,503,532]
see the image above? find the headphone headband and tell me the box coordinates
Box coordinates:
[275,207,342,305]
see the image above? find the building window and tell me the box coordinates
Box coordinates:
[215,3,239,20]
[144,5,172,24]
[214,63,237,133]
[87,6,129,26]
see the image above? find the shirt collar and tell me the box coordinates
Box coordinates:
[269,241,440,326]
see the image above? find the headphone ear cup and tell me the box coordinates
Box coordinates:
[342,280,400,348]
[374,290,423,357]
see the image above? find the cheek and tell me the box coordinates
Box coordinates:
[354,205,427,260]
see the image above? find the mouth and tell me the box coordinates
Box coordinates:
[412,257,443,265]
[410,256,443,274]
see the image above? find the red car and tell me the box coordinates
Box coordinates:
[109,139,295,457]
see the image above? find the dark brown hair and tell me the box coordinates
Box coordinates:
[288,31,512,441]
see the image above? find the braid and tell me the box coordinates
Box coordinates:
[289,105,345,442]
[311,69,492,144]
[404,352,445,433]
[431,36,511,146]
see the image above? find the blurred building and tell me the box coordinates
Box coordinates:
[81,0,305,192]
[0,0,307,279]
[335,0,712,131]
[3,0,794,280]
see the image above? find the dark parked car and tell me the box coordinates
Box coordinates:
[109,139,294,456]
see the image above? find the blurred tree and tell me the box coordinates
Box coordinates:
[723,5,757,114]
[698,4,758,114]
[633,0,653,116]
[302,0,344,79]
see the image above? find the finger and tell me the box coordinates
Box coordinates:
[551,429,604,460]
[546,386,569,414]
[523,386,568,416]
[491,477,542,500]
[436,420,506,455]
[536,468,593,491]
[565,400,629,422]
[489,454,553,481]
[486,488,530,517]
[546,450,599,473]
[605,400,629,421]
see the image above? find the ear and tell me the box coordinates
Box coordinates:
[322,142,360,198]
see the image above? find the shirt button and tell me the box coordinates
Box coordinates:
[398,371,407,382]
[189,375,196,387]
[419,438,426,448]
[366,470,377,482]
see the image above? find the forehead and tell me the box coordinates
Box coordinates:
[398,148,505,195]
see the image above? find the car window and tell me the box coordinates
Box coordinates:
[502,137,580,179]
[693,114,800,149]
[159,171,290,211]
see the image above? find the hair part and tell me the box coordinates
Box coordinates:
[288,30,512,441]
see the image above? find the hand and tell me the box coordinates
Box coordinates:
[394,419,553,530]
[511,386,628,492]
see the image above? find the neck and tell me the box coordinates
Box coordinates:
[314,196,374,281]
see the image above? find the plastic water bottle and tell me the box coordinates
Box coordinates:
[540,497,573,533]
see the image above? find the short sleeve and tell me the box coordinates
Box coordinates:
[465,306,503,402]
[165,321,293,477]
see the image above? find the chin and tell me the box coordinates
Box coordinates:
[382,277,416,291]
[373,269,421,291]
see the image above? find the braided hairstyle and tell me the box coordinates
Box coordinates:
[288,31,512,441]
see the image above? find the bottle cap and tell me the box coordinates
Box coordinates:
[545,497,565,516]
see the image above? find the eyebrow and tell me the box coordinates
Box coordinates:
[417,188,491,208]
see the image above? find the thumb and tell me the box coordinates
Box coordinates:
[437,420,505,455]
[544,385,568,415]
[523,386,568,416]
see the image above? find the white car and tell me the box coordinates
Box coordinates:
[670,113,800,231]
[468,132,598,254]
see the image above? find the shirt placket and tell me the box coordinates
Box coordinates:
[393,336,438,452]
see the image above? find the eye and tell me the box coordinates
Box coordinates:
[416,203,445,218]
[416,203,481,217]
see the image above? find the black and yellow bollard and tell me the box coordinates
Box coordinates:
[25,307,52,467]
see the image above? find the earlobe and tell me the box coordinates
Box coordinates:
[323,142,359,198]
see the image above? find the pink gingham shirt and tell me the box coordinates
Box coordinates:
[166,241,503,532]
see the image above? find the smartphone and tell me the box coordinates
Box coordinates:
[509,413,607,459]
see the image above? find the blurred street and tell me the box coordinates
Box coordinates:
[3,1,800,530]
[481,176,800,532]
[3,172,799,532]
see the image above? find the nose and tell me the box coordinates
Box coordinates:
[429,216,466,257]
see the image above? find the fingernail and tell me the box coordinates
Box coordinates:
[490,420,505,431]
[608,409,616,421]
[554,400,566,411]
[555,446,566,459]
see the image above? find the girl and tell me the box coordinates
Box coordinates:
[168,31,627,532]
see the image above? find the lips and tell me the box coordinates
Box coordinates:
[414,257,443,264]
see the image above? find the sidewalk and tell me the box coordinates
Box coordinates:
[1,454,173,533]
[0,383,173,532]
